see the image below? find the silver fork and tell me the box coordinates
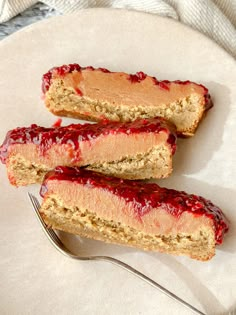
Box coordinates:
[28,193,206,315]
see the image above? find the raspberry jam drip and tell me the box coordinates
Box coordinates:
[0,117,176,164]
[52,118,62,128]
[41,167,229,245]
[128,71,147,83]
[204,93,213,110]
[152,77,170,90]
[167,133,176,154]
[74,88,83,96]
[98,67,111,73]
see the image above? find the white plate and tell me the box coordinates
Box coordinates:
[0,9,235,315]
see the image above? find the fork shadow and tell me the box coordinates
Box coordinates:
[227,304,236,315]
[150,252,236,315]
[148,253,226,315]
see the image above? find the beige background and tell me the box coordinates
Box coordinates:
[0,9,236,315]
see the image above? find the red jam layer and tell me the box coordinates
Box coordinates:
[0,117,176,164]
[41,166,229,245]
[52,118,62,128]
[41,63,212,109]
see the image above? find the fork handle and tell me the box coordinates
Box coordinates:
[92,256,206,315]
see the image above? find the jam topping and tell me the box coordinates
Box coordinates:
[128,71,147,83]
[52,118,62,128]
[41,166,229,245]
[167,133,176,154]
[98,67,110,73]
[74,88,83,96]
[42,71,52,94]
[86,66,95,71]
[152,77,170,91]
[204,93,213,111]
[41,63,211,108]
[0,117,176,164]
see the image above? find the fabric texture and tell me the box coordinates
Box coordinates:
[0,0,235,58]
